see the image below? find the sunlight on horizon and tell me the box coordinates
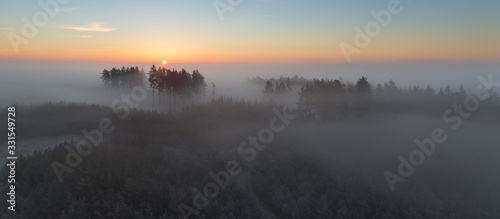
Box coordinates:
[0,1,499,63]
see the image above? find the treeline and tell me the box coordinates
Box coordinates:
[373,80,468,98]
[296,77,371,120]
[264,79,293,99]
[100,65,208,111]
[147,66,207,111]
[258,76,499,121]
[101,66,145,89]
[248,75,310,86]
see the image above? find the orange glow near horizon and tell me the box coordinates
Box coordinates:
[1,46,498,64]
[0,31,499,64]
[1,1,500,64]
[0,19,499,64]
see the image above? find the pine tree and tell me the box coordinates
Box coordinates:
[456,83,466,98]
[191,69,207,102]
[286,78,293,94]
[212,83,217,101]
[148,65,159,108]
[425,84,435,96]
[444,85,452,97]
[100,69,111,87]
[375,83,384,95]
[264,80,275,99]
[383,80,398,94]
[355,76,371,94]
[438,87,444,96]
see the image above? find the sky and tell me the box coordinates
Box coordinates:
[0,0,499,63]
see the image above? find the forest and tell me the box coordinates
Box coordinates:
[1,65,499,218]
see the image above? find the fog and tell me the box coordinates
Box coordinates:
[1,60,500,218]
[1,60,499,107]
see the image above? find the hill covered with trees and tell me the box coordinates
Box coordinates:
[1,68,499,218]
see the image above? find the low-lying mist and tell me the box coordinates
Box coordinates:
[1,60,499,107]
[1,60,499,218]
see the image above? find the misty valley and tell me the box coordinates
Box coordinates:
[2,0,500,217]
[0,65,499,218]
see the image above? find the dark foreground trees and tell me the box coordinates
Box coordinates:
[2,102,498,218]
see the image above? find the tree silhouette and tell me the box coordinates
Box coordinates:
[438,87,444,96]
[485,88,499,105]
[425,84,435,96]
[148,65,159,109]
[444,85,453,97]
[383,80,398,94]
[265,80,275,100]
[191,69,207,102]
[275,81,286,98]
[456,83,466,99]
[375,83,384,95]
[297,83,315,118]
[212,83,217,100]
[355,76,372,94]
[286,78,293,94]
[100,69,111,87]
[101,66,145,90]
[144,66,208,112]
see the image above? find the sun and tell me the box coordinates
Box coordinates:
[162,60,167,65]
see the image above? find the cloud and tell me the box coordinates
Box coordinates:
[58,22,116,32]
